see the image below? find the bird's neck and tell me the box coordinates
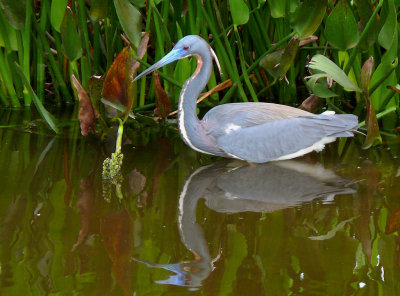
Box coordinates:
[178,52,212,149]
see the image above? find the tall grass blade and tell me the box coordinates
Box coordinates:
[15,63,60,133]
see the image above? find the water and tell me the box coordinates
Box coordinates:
[1,108,400,295]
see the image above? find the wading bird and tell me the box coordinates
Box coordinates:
[134,35,358,163]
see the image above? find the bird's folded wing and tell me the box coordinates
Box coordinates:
[217,114,357,163]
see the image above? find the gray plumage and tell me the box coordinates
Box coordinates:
[134,35,358,163]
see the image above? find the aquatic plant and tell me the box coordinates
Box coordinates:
[0,0,398,145]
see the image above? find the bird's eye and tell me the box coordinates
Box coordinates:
[183,46,189,50]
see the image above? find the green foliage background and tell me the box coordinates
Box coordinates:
[0,0,399,137]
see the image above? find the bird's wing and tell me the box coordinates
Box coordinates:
[202,103,312,138]
[216,114,358,163]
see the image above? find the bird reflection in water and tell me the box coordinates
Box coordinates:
[133,160,356,289]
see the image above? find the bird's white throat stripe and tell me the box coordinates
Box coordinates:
[178,78,212,155]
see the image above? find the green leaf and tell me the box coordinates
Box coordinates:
[229,0,249,25]
[174,59,192,86]
[370,57,398,111]
[0,0,25,29]
[290,0,327,38]
[324,0,359,51]
[0,12,18,50]
[309,217,358,240]
[89,0,111,21]
[259,36,299,79]
[355,0,382,49]
[50,0,68,32]
[308,54,362,92]
[14,63,60,134]
[268,0,297,18]
[113,0,142,47]
[60,7,82,61]
[378,0,396,50]
[259,49,283,78]
[306,77,338,98]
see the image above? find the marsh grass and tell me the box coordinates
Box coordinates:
[0,0,398,141]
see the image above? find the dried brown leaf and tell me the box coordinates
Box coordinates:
[169,79,233,117]
[299,35,318,46]
[299,94,322,113]
[154,71,172,120]
[72,75,96,136]
[386,207,400,234]
[102,33,150,117]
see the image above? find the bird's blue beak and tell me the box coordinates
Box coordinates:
[134,48,187,82]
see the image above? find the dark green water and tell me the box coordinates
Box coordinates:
[1,108,400,295]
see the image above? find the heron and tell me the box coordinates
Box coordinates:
[134,35,358,163]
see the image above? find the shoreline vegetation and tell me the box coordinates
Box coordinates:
[0,0,398,148]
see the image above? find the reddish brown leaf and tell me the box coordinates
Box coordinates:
[199,79,233,102]
[154,71,172,120]
[72,179,95,250]
[360,57,381,149]
[360,57,373,94]
[299,35,318,46]
[101,210,133,295]
[387,85,400,95]
[72,75,96,136]
[102,46,135,107]
[299,94,322,113]
[169,79,234,117]
[102,33,150,117]
[386,207,400,234]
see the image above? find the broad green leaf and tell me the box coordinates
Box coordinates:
[89,0,111,21]
[324,0,359,51]
[88,75,105,118]
[259,36,299,79]
[259,49,283,78]
[229,0,249,25]
[0,0,25,29]
[50,0,68,32]
[378,0,396,50]
[290,0,327,38]
[268,0,297,18]
[306,77,338,98]
[130,0,146,8]
[308,54,362,92]
[338,51,358,91]
[370,57,398,111]
[174,58,192,85]
[60,7,82,61]
[14,63,59,133]
[0,12,17,50]
[114,0,142,47]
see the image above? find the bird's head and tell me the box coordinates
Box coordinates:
[134,35,221,82]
